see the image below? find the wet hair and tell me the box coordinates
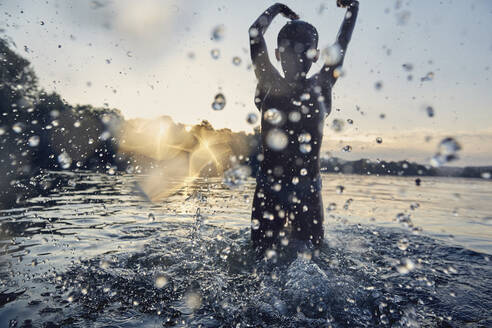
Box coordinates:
[277,20,318,52]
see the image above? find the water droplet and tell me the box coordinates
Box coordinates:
[336,185,344,194]
[396,10,411,25]
[300,93,311,101]
[333,67,344,79]
[263,108,283,125]
[288,111,301,123]
[331,119,344,132]
[148,213,155,222]
[219,246,229,261]
[57,152,72,169]
[185,292,202,311]
[0,127,5,135]
[246,112,258,124]
[397,238,409,251]
[212,93,226,111]
[306,48,318,60]
[223,165,251,189]
[376,137,383,144]
[426,106,434,117]
[210,48,220,59]
[251,219,260,230]
[326,203,337,211]
[291,99,302,106]
[440,137,461,155]
[397,258,415,274]
[81,288,88,295]
[342,145,352,152]
[28,135,40,147]
[323,43,342,66]
[99,259,110,269]
[374,81,383,90]
[266,129,288,151]
[380,314,389,325]
[12,123,24,133]
[402,63,413,71]
[262,211,274,221]
[299,144,312,154]
[300,168,308,176]
[232,56,242,66]
[430,137,461,167]
[73,121,81,128]
[291,176,299,185]
[346,118,353,124]
[298,132,312,143]
[155,274,167,288]
[99,131,111,141]
[420,71,434,82]
[395,213,412,226]
[264,250,277,261]
[211,25,225,41]
[249,27,259,38]
[102,114,111,124]
[481,172,491,179]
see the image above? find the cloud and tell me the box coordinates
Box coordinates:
[65,0,199,58]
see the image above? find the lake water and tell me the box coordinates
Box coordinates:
[0,172,491,327]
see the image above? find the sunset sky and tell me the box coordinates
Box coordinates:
[1,0,491,166]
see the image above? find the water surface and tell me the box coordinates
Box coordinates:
[0,172,491,327]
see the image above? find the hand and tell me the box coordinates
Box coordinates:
[275,3,299,20]
[337,0,357,8]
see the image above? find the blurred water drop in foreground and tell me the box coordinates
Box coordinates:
[430,137,462,167]
[212,93,226,111]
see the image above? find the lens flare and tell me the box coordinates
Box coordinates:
[118,117,249,201]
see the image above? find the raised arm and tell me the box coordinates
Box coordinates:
[249,3,299,81]
[319,0,359,86]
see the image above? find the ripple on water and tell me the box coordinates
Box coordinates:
[0,172,491,327]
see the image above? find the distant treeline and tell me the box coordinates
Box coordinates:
[319,157,491,179]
